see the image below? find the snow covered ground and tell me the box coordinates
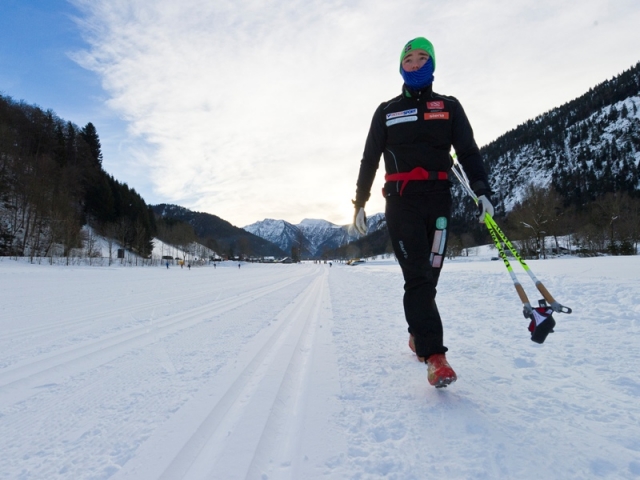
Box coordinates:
[1,253,640,479]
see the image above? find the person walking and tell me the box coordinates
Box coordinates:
[352,37,493,388]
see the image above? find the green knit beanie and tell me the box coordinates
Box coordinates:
[399,37,436,72]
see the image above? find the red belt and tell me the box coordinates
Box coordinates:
[384,167,448,196]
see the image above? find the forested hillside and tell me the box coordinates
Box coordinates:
[478,61,640,214]
[152,204,286,258]
[0,95,156,258]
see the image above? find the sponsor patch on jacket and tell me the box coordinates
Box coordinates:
[424,112,449,120]
[386,115,418,126]
[386,108,418,120]
[427,101,444,110]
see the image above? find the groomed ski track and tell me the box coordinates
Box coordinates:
[0,263,342,480]
[1,257,640,479]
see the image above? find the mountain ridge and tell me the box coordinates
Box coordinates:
[151,204,286,258]
[243,213,386,258]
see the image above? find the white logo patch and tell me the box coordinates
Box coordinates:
[386,116,417,126]
[386,108,418,120]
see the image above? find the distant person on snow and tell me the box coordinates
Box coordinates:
[351,37,493,388]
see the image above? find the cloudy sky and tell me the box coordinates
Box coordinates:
[1,0,640,227]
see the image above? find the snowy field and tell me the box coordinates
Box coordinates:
[1,253,640,479]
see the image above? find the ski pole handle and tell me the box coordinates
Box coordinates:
[535,281,572,313]
[514,282,530,306]
[535,281,556,305]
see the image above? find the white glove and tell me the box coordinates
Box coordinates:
[477,195,494,224]
[354,207,368,235]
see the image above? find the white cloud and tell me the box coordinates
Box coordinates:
[70,0,640,226]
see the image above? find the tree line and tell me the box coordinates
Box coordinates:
[0,94,157,260]
[446,186,640,259]
[330,184,640,262]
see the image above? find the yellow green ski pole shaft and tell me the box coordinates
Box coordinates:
[485,218,533,315]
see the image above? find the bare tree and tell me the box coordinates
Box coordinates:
[446,234,463,259]
[236,236,251,260]
[133,218,148,265]
[461,233,476,257]
[621,196,640,253]
[595,192,640,254]
[84,227,101,265]
[100,222,117,266]
[506,184,564,259]
[173,223,197,262]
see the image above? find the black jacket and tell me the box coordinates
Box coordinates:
[355,84,491,207]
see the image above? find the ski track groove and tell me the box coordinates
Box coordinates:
[0,272,298,358]
[243,269,327,480]
[146,267,329,480]
[0,269,316,408]
[0,282,219,341]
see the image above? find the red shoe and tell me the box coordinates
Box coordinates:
[427,353,457,388]
[408,335,425,363]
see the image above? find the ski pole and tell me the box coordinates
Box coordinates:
[450,156,572,315]
[484,215,571,314]
[485,216,534,315]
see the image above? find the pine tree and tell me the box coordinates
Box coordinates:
[80,122,103,166]
[621,103,629,118]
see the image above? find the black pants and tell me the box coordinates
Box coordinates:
[385,192,451,359]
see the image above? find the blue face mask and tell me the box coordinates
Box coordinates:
[401,57,434,90]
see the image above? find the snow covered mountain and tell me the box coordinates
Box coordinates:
[452,61,640,221]
[244,213,386,258]
[486,96,640,216]
[242,218,309,257]
[296,219,354,258]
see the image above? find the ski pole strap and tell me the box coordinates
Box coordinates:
[384,168,448,196]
